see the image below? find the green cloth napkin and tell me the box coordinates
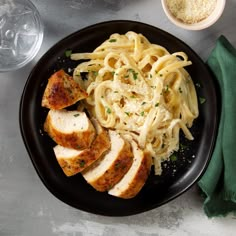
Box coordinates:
[198,36,236,217]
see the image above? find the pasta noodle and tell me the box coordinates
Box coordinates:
[71,31,199,175]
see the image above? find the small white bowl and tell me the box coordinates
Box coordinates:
[161,0,226,30]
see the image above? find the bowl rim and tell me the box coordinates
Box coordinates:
[161,0,226,30]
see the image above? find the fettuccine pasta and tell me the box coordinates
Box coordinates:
[71,31,199,175]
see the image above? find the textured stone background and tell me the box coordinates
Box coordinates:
[0,0,236,235]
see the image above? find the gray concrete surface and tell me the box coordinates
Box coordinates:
[0,0,236,235]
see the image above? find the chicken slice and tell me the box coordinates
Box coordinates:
[53,118,110,176]
[42,69,88,110]
[82,130,133,192]
[108,141,152,199]
[44,109,95,150]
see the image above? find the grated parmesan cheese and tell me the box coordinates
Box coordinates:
[166,0,217,24]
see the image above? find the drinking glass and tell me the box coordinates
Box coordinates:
[0,0,43,72]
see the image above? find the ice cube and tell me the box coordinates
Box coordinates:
[15,32,38,56]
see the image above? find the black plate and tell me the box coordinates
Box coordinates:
[19,20,218,216]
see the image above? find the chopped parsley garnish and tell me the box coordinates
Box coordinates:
[125,112,130,116]
[79,160,85,167]
[149,74,153,78]
[179,87,183,93]
[180,143,188,150]
[150,86,156,89]
[199,97,206,104]
[164,85,169,93]
[109,39,117,43]
[73,113,80,117]
[115,162,121,169]
[140,111,145,116]
[141,102,146,105]
[114,91,118,93]
[130,95,135,98]
[128,68,138,80]
[159,74,163,77]
[155,102,159,107]
[106,107,112,114]
[170,154,177,162]
[65,49,72,57]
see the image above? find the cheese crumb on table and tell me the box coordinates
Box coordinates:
[166,0,217,24]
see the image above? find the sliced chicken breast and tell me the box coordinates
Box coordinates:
[42,69,88,110]
[108,141,152,199]
[82,130,133,192]
[44,109,95,150]
[53,119,110,176]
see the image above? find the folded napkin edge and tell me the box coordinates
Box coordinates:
[218,35,236,57]
[198,35,236,218]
